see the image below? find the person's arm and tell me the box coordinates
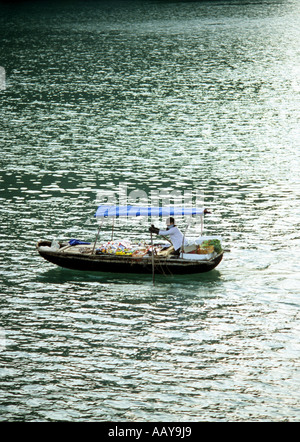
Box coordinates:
[158,227,176,236]
[158,229,168,235]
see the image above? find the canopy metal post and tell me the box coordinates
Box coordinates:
[200,215,203,236]
[92,220,104,254]
[181,218,191,258]
[150,232,155,286]
[111,217,115,241]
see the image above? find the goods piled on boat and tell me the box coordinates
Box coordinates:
[95,240,173,257]
[95,240,148,256]
[197,239,223,254]
[181,238,222,260]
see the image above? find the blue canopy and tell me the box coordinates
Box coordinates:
[95,205,205,218]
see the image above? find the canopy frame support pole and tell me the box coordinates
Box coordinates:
[181,217,191,258]
[92,220,104,254]
[150,232,155,286]
[111,217,115,241]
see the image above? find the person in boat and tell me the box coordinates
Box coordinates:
[149,217,187,256]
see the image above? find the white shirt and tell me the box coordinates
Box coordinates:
[158,225,188,251]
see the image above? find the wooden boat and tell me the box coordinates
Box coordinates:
[36,240,223,275]
[36,205,224,276]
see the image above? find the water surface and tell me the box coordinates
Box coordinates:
[0,0,299,421]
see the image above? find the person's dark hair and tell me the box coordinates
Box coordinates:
[169,217,175,224]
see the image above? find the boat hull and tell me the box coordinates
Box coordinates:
[37,241,223,275]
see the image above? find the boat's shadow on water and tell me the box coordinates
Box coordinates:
[37,266,223,285]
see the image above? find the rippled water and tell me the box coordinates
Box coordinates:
[1,0,300,421]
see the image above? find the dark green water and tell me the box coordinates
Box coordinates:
[0,0,299,421]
